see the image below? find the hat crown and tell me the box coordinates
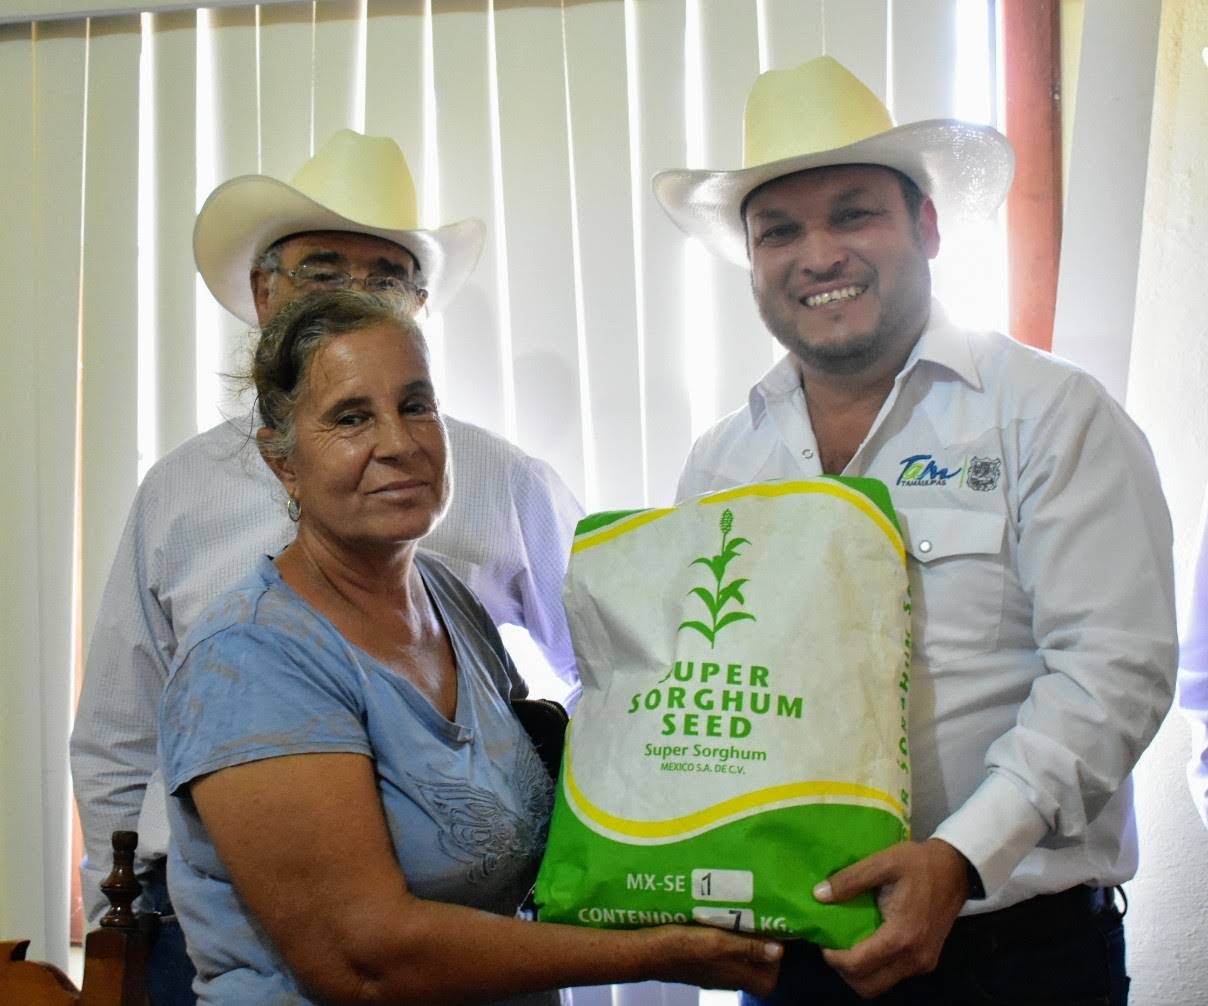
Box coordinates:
[290,129,419,230]
[743,56,895,169]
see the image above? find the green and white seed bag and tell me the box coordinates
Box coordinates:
[534,477,911,949]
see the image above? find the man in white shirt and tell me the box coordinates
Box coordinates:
[1177,497,1208,830]
[655,57,1175,1003]
[70,130,582,1004]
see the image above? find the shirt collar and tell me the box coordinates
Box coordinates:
[748,298,983,425]
[900,299,983,391]
[749,354,802,426]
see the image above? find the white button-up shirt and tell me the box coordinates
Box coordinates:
[1177,497,1208,829]
[70,413,582,923]
[677,302,1177,913]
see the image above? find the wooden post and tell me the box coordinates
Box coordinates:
[1002,0,1063,351]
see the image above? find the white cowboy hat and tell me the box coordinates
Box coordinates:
[653,56,1015,265]
[194,129,485,323]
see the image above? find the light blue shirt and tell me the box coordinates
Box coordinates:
[72,413,582,923]
[160,553,557,1005]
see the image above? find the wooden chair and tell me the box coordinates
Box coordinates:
[0,831,158,1006]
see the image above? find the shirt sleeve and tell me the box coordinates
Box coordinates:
[69,472,176,924]
[931,374,1178,893]
[508,454,584,685]
[161,620,371,797]
[675,439,708,503]
[1178,490,1208,830]
[676,422,741,504]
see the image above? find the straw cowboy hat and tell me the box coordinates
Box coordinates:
[653,56,1015,265]
[194,129,485,324]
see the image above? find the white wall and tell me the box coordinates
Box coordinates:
[1052,0,1161,401]
[1122,1,1208,1002]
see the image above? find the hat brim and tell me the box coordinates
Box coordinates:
[194,175,486,325]
[653,119,1014,265]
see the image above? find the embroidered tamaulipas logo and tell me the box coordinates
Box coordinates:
[895,453,1004,492]
[965,457,1002,492]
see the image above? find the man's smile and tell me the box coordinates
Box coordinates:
[801,284,868,309]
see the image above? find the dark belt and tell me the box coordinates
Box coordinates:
[948,885,1119,947]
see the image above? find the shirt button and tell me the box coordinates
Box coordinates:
[918,540,933,554]
[801,448,814,459]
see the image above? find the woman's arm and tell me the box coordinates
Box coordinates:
[192,752,781,1005]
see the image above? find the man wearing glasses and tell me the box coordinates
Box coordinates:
[70,130,583,1004]
[256,236,431,308]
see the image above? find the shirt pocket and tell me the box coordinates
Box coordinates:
[897,506,1007,665]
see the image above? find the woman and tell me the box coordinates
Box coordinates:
[159,289,781,1004]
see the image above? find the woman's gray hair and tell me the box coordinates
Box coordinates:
[249,289,425,460]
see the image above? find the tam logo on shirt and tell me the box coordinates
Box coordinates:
[895,453,1004,490]
[896,454,962,487]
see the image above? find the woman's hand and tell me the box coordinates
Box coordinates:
[192,751,783,1004]
[645,924,784,997]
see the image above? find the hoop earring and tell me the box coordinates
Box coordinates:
[286,496,302,522]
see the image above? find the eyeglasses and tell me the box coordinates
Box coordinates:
[282,262,428,302]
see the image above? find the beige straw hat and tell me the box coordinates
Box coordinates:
[653,56,1014,265]
[194,129,485,323]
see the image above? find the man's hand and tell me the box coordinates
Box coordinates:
[817,838,970,999]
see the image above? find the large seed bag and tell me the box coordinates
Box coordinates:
[534,477,911,949]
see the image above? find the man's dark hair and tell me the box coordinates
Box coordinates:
[893,169,926,222]
[740,164,928,230]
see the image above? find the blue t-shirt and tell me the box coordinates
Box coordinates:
[160,553,557,1005]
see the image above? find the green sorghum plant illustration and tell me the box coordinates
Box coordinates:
[678,508,757,648]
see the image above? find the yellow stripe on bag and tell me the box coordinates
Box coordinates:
[571,481,904,562]
[564,753,906,839]
[699,481,905,563]
[572,507,676,553]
